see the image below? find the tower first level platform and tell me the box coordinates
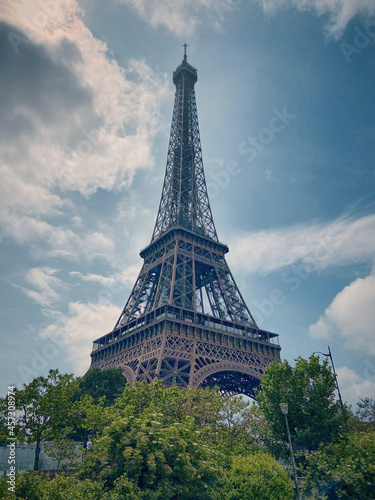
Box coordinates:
[91,303,280,398]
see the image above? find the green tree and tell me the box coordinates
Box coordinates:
[114,380,225,427]
[113,381,257,457]
[75,368,127,407]
[68,367,126,448]
[44,438,78,470]
[69,394,116,450]
[9,369,78,470]
[303,430,375,499]
[224,452,294,500]
[213,397,260,456]
[256,356,346,465]
[80,412,224,499]
[357,397,375,427]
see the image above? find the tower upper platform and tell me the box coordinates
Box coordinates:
[172,58,198,85]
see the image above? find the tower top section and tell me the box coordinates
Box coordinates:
[173,58,197,85]
[173,44,197,85]
[150,54,218,244]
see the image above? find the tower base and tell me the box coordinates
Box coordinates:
[91,304,281,398]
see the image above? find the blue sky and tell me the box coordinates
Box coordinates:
[1,0,375,407]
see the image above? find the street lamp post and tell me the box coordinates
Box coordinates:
[313,345,345,413]
[280,403,301,500]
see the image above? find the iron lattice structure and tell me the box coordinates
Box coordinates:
[90,54,281,397]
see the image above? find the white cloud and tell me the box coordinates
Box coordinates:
[0,0,169,252]
[258,0,375,38]
[70,266,140,288]
[117,0,218,37]
[336,366,375,408]
[40,301,122,375]
[0,165,68,218]
[119,0,375,39]
[2,0,81,40]
[309,268,375,355]
[1,214,115,261]
[228,213,375,275]
[14,267,66,308]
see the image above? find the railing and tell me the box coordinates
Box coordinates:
[91,303,280,353]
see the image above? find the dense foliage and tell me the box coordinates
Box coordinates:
[303,431,375,499]
[224,453,294,500]
[73,367,127,407]
[80,413,224,499]
[0,472,104,500]
[0,357,373,499]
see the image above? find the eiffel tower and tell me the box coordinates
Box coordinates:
[90,49,281,397]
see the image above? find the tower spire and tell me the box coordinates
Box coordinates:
[183,43,188,62]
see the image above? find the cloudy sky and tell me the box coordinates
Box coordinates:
[1,0,375,407]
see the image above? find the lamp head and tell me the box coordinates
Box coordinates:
[280,403,288,415]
